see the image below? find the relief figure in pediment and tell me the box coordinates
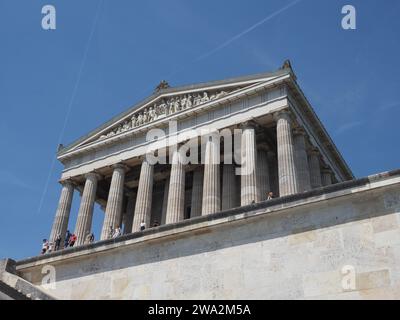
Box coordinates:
[131,114,137,127]
[143,108,149,123]
[158,99,167,115]
[149,106,157,121]
[193,93,201,106]
[186,94,193,109]
[174,97,181,112]
[137,113,143,126]
[180,95,187,110]
[201,92,209,103]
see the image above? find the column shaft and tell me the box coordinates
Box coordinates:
[123,192,136,234]
[257,148,271,201]
[222,164,236,210]
[240,124,259,205]
[191,166,203,217]
[49,181,74,247]
[321,167,333,186]
[74,173,99,246]
[202,136,221,215]
[293,128,311,192]
[166,150,185,223]
[132,159,154,231]
[101,164,127,240]
[275,110,299,196]
[309,149,322,188]
[161,177,170,225]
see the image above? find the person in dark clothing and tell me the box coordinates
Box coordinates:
[54,234,62,251]
[64,230,71,248]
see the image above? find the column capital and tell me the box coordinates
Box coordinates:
[273,108,293,122]
[112,163,130,172]
[292,126,307,137]
[307,146,320,157]
[321,165,332,174]
[58,178,76,188]
[239,119,259,130]
[84,172,103,181]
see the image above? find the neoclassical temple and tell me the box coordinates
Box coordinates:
[49,61,353,247]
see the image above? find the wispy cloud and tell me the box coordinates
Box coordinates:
[377,101,400,111]
[335,121,363,135]
[194,0,303,63]
[0,170,35,191]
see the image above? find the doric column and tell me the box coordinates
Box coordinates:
[308,147,322,189]
[49,180,74,247]
[191,166,203,217]
[123,191,136,234]
[132,159,154,232]
[274,110,299,196]
[221,164,236,210]
[74,173,101,246]
[202,135,221,215]
[101,164,128,240]
[166,149,186,223]
[161,177,169,225]
[267,150,279,197]
[240,122,259,205]
[321,166,333,186]
[293,127,311,192]
[257,145,271,201]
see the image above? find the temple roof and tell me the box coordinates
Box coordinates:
[57,66,291,156]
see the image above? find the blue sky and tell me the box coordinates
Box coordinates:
[0,0,399,260]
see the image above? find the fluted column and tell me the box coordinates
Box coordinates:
[267,150,279,197]
[161,177,170,225]
[222,164,236,210]
[166,149,186,223]
[274,110,299,196]
[49,180,74,247]
[308,148,322,189]
[293,128,311,192]
[132,159,154,232]
[74,173,101,246]
[240,122,259,205]
[257,145,271,201]
[202,135,221,215]
[123,191,136,234]
[191,166,203,217]
[321,166,333,186]
[101,164,128,240]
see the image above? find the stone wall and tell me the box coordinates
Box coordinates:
[16,171,400,299]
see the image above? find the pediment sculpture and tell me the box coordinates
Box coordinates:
[98,89,232,140]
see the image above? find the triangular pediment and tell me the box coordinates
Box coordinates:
[58,68,290,156]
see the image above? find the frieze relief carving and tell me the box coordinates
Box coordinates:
[98,89,232,140]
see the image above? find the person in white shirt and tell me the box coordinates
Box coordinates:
[41,239,49,255]
[140,220,146,231]
[112,226,122,238]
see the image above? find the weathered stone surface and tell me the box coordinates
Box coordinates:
[49,181,74,246]
[202,136,221,215]
[101,164,127,240]
[132,159,154,231]
[309,148,322,189]
[17,172,400,300]
[166,150,185,223]
[191,167,203,217]
[75,173,100,246]
[240,123,259,205]
[274,110,299,196]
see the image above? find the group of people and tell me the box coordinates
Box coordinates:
[41,230,95,255]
